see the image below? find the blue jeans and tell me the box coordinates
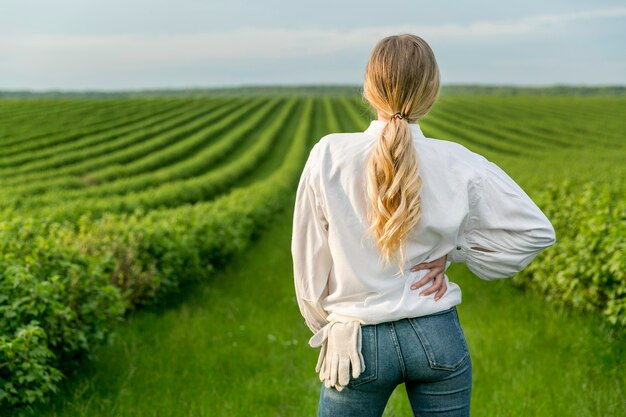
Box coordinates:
[318,306,472,417]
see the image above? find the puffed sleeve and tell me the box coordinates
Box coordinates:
[291,143,332,335]
[447,156,557,280]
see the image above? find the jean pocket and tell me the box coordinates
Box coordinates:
[347,324,378,387]
[408,306,469,371]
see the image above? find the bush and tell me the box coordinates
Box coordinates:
[513,178,626,328]
[0,218,125,407]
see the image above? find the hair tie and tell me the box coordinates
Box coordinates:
[390,112,410,121]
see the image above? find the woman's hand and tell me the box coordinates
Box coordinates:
[409,254,448,301]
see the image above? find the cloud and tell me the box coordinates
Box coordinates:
[1,7,624,89]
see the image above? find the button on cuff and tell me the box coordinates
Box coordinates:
[448,235,468,264]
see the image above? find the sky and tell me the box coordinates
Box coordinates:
[1,0,625,91]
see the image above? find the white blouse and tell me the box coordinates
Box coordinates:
[291,120,556,341]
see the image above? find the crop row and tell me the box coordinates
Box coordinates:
[431,100,557,151]
[0,99,168,150]
[483,99,621,147]
[0,99,202,165]
[445,96,623,147]
[0,97,316,409]
[6,98,300,221]
[0,98,269,203]
[0,99,132,135]
[2,97,283,208]
[439,98,577,149]
[343,96,527,158]
[0,99,247,187]
[0,100,233,176]
[346,96,624,154]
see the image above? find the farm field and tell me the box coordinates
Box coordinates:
[1,93,625,416]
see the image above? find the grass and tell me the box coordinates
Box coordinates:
[19,191,625,417]
[10,95,625,416]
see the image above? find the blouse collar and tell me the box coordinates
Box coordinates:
[364,120,426,141]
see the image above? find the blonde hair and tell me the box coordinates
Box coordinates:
[362,34,441,274]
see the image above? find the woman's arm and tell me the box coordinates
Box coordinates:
[447,156,557,280]
[291,144,333,334]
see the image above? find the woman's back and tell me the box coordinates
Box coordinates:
[292,118,556,332]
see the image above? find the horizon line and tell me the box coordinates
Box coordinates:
[2,82,625,95]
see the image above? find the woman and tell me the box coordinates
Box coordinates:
[291,34,556,417]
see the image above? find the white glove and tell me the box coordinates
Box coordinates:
[309,321,365,391]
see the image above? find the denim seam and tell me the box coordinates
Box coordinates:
[452,313,470,356]
[408,319,435,369]
[388,322,407,380]
[408,316,469,371]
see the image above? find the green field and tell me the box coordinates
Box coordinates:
[1,91,624,416]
